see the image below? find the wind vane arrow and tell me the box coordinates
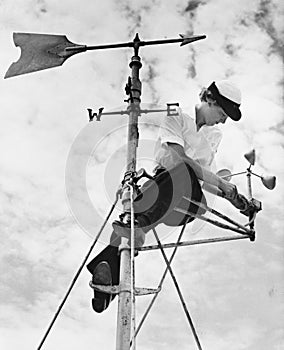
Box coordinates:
[5,32,206,78]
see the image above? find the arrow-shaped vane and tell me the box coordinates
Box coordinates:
[4,33,87,78]
[5,33,206,78]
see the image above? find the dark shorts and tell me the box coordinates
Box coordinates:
[87,162,206,281]
[133,162,206,231]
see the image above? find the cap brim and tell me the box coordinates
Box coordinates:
[216,95,242,121]
[208,82,241,121]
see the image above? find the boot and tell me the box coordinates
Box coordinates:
[91,261,112,313]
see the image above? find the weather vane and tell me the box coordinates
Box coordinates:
[5,30,276,350]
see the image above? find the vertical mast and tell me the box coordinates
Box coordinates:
[116,34,142,350]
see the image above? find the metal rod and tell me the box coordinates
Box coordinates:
[37,194,119,350]
[138,35,206,47]
[130,185,136,350]
[247,171,253,200]
[140,108,175,114]
[174,207,251,236]
[250,171,262,179]
[100,110,129,116]
[152,228,203,350]
[115,52,142,350]
[229,171,247,178]
[244,212,257,227]
[66,41,133,51]
[66,34,206,52]
[116,237,132,350]
[132,221,189,344]
[138,234,251,252]
[246,168,255,231]
[98,108,177,117]
[182,196,251,233]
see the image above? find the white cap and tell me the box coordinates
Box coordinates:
[208,80,242,121]
[215,80,242,105]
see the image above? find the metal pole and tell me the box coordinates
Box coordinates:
[116,38,142,350]
[246,166,256,234]
[130,185,136,350]
[247,167,253,200]
[138,234,251,251]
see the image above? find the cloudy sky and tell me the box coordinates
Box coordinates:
[0,0,283,349]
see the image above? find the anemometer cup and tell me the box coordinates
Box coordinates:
[261,175,276,190]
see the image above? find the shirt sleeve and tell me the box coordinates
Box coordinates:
[158,110,185,147]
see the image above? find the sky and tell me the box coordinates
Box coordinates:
[0,0,284,349]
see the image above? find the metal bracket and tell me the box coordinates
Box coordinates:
[89,282,161,296]
[135,287,161,296]
[124,76,134,103]
[240,198,262,217]
[85,103,180,122]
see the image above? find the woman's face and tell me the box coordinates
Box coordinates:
[201,100,228,126]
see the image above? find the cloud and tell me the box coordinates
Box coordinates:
[0,0,283,349]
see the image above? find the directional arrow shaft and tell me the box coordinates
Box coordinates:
[67,34,206,52]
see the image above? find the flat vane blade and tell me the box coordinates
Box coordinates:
[5,32,85,78]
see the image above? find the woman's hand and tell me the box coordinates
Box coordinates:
[218,178,238,200]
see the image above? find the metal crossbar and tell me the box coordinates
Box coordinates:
[139,234,251,252]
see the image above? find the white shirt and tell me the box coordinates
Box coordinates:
[154,108,222,171]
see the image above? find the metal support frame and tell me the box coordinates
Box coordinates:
[129,213,253,349]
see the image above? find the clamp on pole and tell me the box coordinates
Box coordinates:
[89,282,161,296]
[124,77,134,103]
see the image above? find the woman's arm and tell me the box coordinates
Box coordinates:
[167,142,237,200]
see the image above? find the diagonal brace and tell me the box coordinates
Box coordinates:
[175,207,254,237]
[182,196,251,233]
[152,228,203,350]
[131,221,188,345]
